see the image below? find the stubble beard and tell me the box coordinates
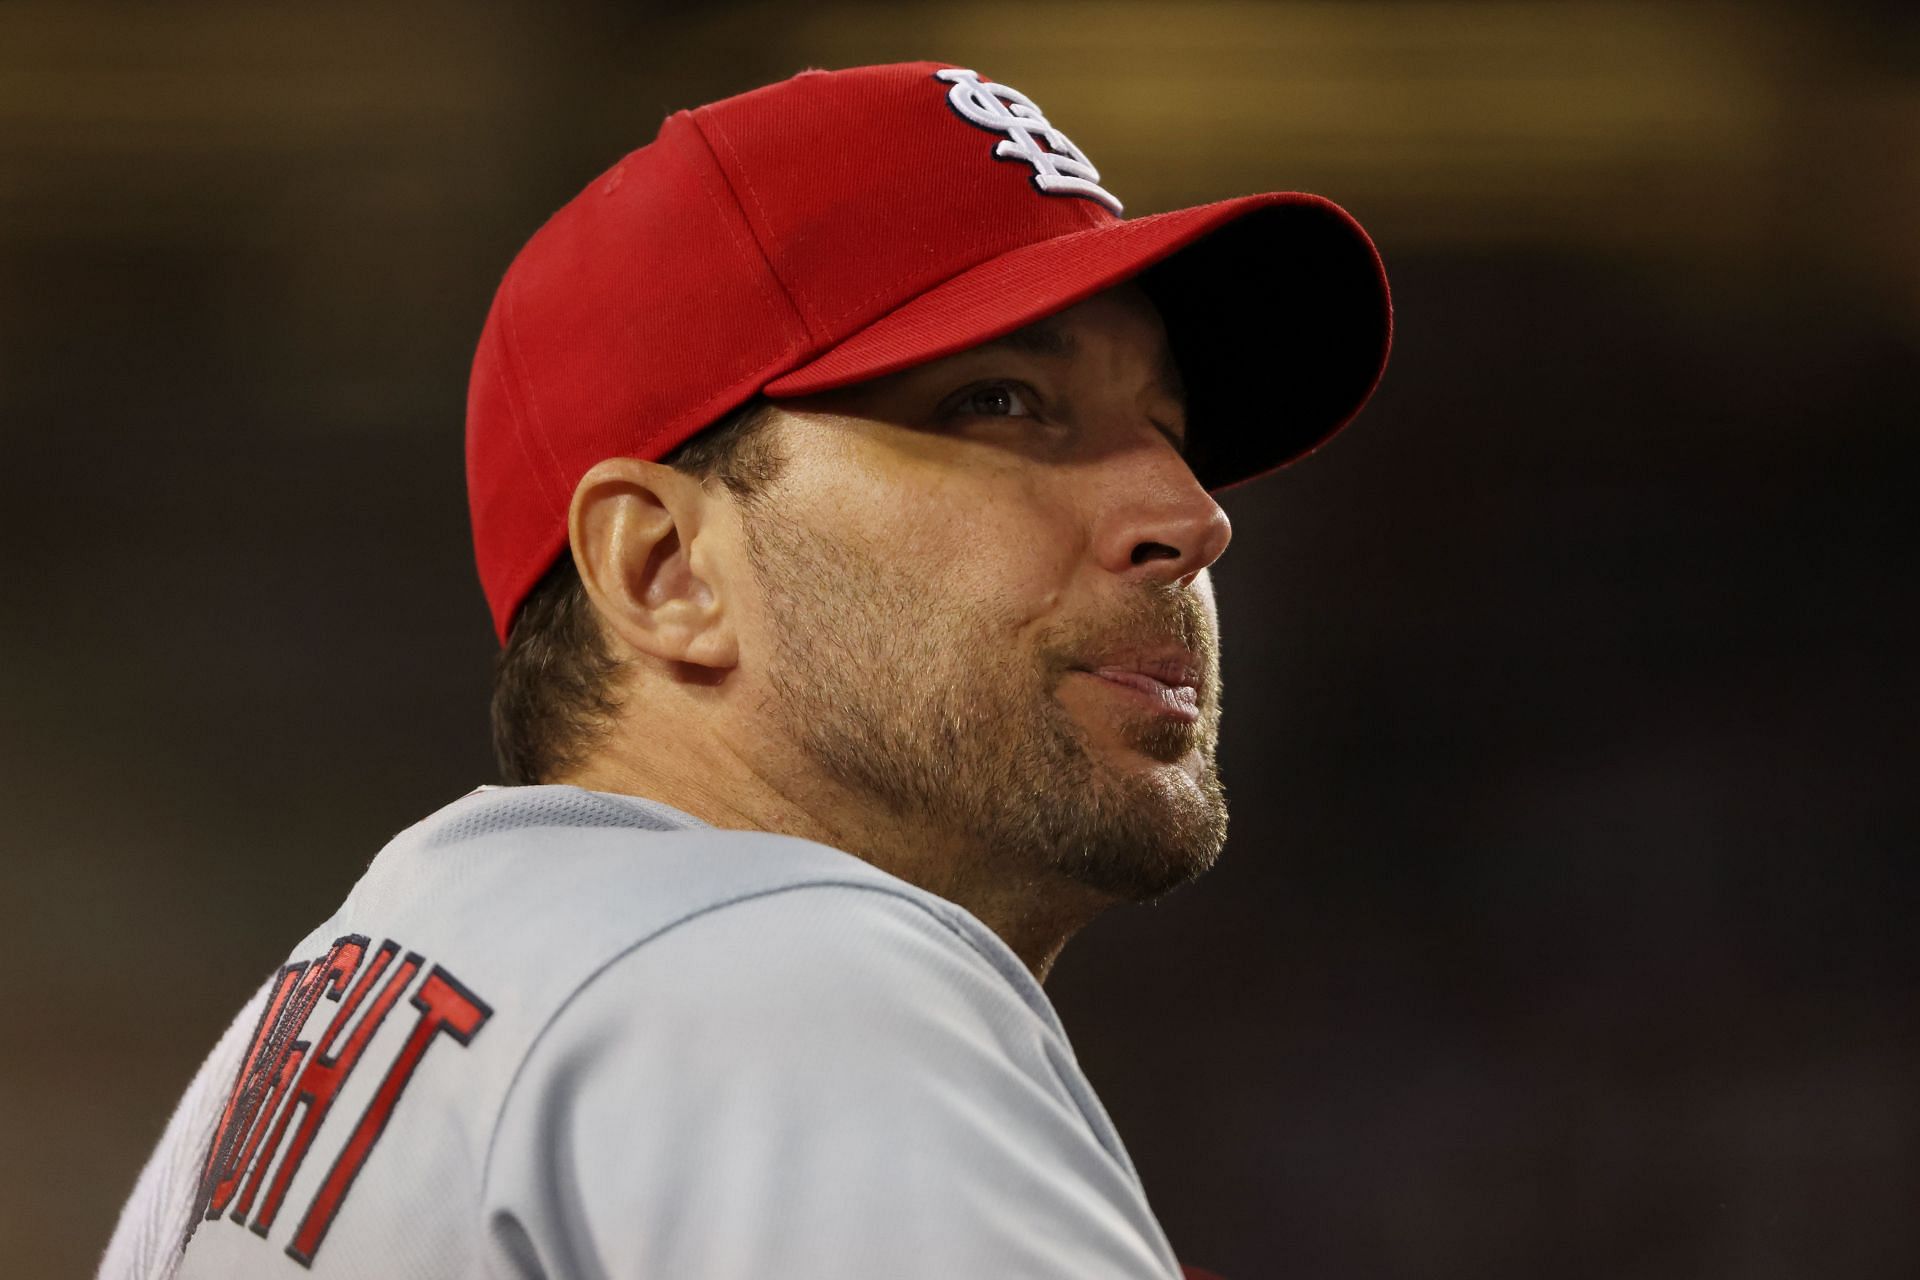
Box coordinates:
[742,505,1229,904]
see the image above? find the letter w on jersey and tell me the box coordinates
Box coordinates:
[935,68,1123,215]
[186,934,491,1267]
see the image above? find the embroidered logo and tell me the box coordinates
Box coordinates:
[934,68,1123,215]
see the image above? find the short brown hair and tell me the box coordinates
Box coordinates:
[489,398,785,784]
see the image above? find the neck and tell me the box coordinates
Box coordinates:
[557,738,1112,983]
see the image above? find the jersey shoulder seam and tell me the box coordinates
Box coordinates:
[476,877,1031,1199]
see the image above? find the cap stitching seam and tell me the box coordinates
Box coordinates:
[490,361,561,524]
[672,120,802,380]
[688,111,827,342]
[813,208,1129,336]
[498,280,569,516]
[612,128,809,462]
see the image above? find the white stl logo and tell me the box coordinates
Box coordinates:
[934,68,1123,215]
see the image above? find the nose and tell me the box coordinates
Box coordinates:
[1097,458,1233,588]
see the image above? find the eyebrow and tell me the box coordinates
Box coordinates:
[975,318,1189,433]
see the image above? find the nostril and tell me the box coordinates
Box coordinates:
[1130,541,1179,566]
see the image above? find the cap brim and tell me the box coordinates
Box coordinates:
[761,191,1392,491]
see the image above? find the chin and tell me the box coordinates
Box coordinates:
[1050,769,1227,904]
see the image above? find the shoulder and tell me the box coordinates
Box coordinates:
[504,880,1058,1102]
[313,785,976,1020]
[479,884,1180,1277]
[289,786,1054,1126]
[482,880,1100,1188]
[314,784,1080,1152]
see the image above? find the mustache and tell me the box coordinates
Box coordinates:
[1055,584,1218,685]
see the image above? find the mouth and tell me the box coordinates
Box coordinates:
[1072,667,1201,723]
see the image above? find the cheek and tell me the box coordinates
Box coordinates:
[848,474,1090,621]
[914,486,1081,626]
[794,441,1085,627]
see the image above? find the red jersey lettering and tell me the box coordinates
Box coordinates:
[288,967,493,1265]
[186,939,491,1268]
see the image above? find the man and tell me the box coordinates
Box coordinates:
[102,61,1389,1278]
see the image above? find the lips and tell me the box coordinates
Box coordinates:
[1090,668,1189,696]
[1080,651,1203,693]
[1073,651,1203,723]
[1082,670,1200,722]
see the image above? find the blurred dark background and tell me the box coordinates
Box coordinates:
[4,2,1916,1276]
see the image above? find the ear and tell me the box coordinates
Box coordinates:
[568,456,740,673]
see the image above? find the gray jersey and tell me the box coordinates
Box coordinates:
[101,785,1186,1279]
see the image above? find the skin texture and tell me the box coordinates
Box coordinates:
[562,282,1233,981]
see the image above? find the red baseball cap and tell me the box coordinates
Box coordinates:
[467,61,1392,643]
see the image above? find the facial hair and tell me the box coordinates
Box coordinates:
[740,503,1228,904]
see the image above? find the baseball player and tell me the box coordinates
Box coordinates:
[101,61,1390,1279]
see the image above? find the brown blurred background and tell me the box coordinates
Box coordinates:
[4,2,1916,1276]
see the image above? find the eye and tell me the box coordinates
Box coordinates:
[948,380,1038,419]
